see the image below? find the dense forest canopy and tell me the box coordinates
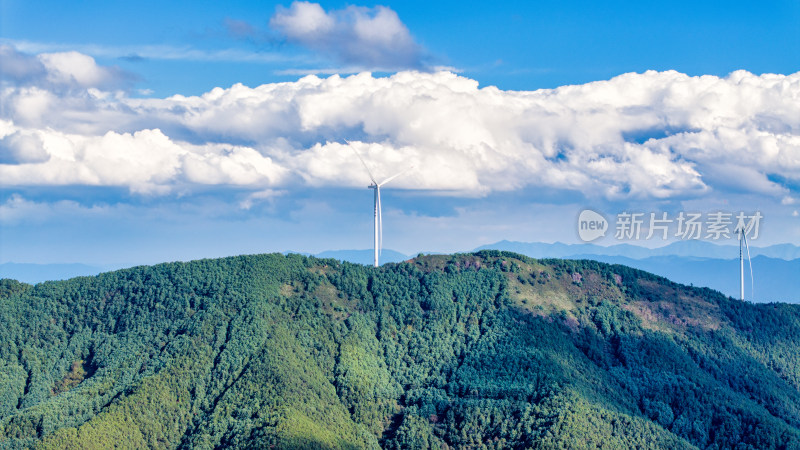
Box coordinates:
[1,251,799,449]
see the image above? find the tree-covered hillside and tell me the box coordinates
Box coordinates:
[1,252,799,449]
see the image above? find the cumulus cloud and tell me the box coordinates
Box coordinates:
[0,125,287,194]
[0,45,47,84]
[269,2,425,70]
[37,51,125,88]
[1,47,799,203]
[0,45,131,91]
[0,193,114,225]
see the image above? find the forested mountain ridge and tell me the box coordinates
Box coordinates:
[1,252,799,449]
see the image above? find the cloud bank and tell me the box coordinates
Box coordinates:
[269,2,425,70]
[1,46,799,204]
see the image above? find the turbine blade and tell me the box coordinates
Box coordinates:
[347,140,377,184]
[377,187,383,255]
[744,232,754,300]
[378,165,414,187]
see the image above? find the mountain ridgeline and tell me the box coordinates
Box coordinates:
[1,252,799,449]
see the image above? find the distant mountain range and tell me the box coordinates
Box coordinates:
[3,240,798,302]
[0,251,414,285]
[473,241,800,303]
[474,239,800,260]
[566,254,798,303]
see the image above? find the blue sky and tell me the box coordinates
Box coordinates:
[4,0,799,96]
[1,0,799,266]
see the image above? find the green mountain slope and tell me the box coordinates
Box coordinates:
[1,252,799,449]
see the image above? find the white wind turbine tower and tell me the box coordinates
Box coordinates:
[349,142,412,267]
[736,224,754,301]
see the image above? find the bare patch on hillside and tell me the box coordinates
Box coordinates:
[625,290,723,332]
[314,281,354,321]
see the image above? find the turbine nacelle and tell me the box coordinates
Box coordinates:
[348,140,412,267]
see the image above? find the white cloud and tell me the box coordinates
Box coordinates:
[239,189,286,210]
[0,45,47,83]
[0,194,48,224]
[0,126,288,194]
[0,44,128,90]
[270,2,424,70]
[1,49,799,203]
[0,193,113,225]
[38,51,119,88]
[272,2,334,37]
[0,130,48,164]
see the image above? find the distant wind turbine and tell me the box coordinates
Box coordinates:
[349,142,412,267]
[736,225,754,301]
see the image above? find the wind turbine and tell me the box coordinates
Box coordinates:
[349,142,412,267]
[736,224,754,301]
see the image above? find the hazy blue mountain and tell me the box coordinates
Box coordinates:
[0,250,411,284]
[476,240,800,260]
[568,254,800,303]
[475,240,654,259]
[6,239,798,294]
[476,241,800,303]
[652,240,800,259]
[753,243,800,260]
